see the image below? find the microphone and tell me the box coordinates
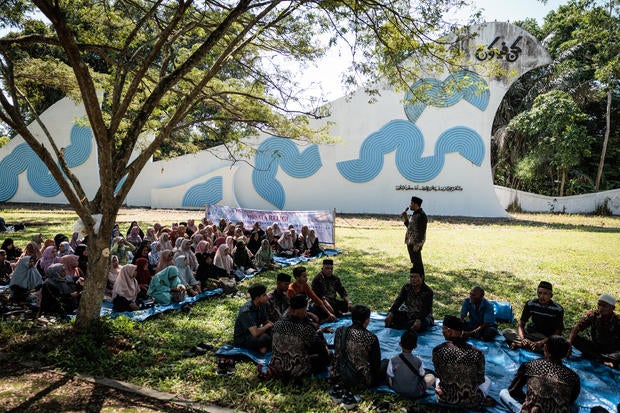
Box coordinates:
[405,207,409,212]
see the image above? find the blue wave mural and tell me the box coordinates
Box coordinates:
[252,137,322,209]
[0,124,93,201]
[404,71,489,123]
[336,120,484,183]
[182,176,223,207]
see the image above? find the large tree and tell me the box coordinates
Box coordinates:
[493,0,619,195]
[0,0,474,330]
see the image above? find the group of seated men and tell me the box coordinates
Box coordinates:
[233,261,620,411]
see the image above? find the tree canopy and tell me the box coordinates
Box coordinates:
[492,0,619,196]
[0,0,476,330]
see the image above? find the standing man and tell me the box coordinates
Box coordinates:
[402,196,427,277]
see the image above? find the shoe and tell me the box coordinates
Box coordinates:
[197,342,214,351]
[193,346,208,355]
[226,358,236,375]
[329,384,345,403]
[340,392,360,410]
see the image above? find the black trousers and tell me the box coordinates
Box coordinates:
[407,244,424,277]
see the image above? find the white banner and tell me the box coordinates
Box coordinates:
[206,205,335,245]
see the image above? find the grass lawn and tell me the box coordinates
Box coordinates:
[1,205,619,412]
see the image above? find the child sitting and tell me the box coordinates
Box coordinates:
[386,330,436,399]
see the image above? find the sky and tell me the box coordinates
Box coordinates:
[304,0,572,101]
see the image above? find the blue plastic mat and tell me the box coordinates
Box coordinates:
[216,313,619,412]
[100,288,223,321]
[273,248,341,267]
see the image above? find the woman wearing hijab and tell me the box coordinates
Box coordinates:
[131,243,150,266]
[277,230,298,257]
[255,239,276,269]
[9,256,42,305]
[159,231,173,251]
[40,239,55,255]
[112,264,140,312]
[69,232,80,251]
[214,244,233,276]
[125,221,145,239]
[1,238,22,262]
[74,244,89,277]
[143,227,157,244]
[175,239,198,271]
[155,249,174,273]
[40,263,80,316]
[148,241,162,269]
[135,257,152,299]
[21,241,42,261]
[57,241,74,257]
[37,245,60,277]
[232,239,254,270]
[105,255,122,300]
[175,255,201,296]
[191,232,204,252]
[247,231,262,255]
[126,225,143,248]
[304,228,323,257]
[60,254,81,279]
[147,266,184,305]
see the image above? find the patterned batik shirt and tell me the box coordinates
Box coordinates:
[404,208,427,248]
[508,358,580,413]
[432,340,486,409]
[269,313,322,379]
[311,272,347,303]
[572,310,620,353]
[266,289,289,322]
[388,282,434,321]
[332,324,382,389]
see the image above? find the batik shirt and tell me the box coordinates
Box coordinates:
[432,340,486,409]
[508,358,580,413]
[572,310,620,353]
[267,289,289,322]
[332,324,382,389]
[389,283,433,321]
[404,208,427,248]
[269,313,322,379]
[311,272,347,305]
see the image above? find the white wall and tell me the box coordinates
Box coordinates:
[2,22,573,217]
[494,186,620,215]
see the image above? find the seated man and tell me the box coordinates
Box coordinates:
[233,284,273,354]
[311,259,352,319]
[0,249,12,285]
[269,294,329,380]
[384,268,433,332]
[460,286,498,341]
[287,266,335,322]
[432,315,492,410]
[386,330,436,399]
[503,281,564,352]
[499,335,580,413]
[267,272,291,322]
[331,305,383,391]
[568,293,620,369]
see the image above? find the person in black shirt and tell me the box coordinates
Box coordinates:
[385,268,434,332]
[311,259,352,319]
[401,196,427,277]
[233,284,273,354]
[503,281,564,352]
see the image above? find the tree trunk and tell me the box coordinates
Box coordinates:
[594,89,612,191]
[73,212,117,331]
[559,168,566,197]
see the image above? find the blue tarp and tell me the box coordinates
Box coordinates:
[272,248,341,267]
[216,312,620,412]
[99,288,223,321]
